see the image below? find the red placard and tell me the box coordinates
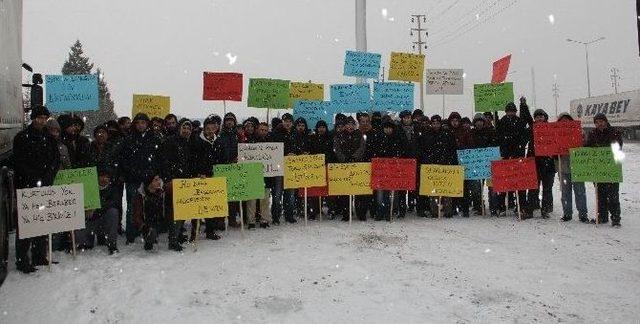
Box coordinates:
[371,158,417,191]
[297,186,328,197]
[203,72,243,101]
[533,121,583,156]
[491,54,511,84]
[491,158,538,193]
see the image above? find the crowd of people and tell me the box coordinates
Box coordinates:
[11,97,624,273]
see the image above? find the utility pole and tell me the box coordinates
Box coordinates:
[610,67,621,94]
[355,0,367,84]
[567,37,605,97]
[552,83,559,118]
[410,14,428,111]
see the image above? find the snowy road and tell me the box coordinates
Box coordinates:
[1,145,639,323]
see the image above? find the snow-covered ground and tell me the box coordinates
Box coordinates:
[1,145,639,324]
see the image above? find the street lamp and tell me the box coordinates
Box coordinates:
[566,36,605,97]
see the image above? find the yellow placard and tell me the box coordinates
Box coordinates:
[419,164,464,197]
[388,52,425,82]
[284,154,326,189]
[328,163,372,196]
[132,94,170,119]
[172,177,228,220]
[289,82,324,107]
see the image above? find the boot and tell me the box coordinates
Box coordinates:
[561,215,572,222]
[16,262,37,274]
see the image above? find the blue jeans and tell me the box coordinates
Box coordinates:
[270,176,283,221]
[375,190,394,220]
[125,182,141,241]
[560,173,587,218]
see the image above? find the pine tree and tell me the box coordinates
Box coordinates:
[60,40,116,136]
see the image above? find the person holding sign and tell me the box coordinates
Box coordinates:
[245,123,274,228]
[270,113,294,224]
[372,120,404,220]
[309,120,335,220]
[495,99,532,214]
[556,113,589,223]
[160,118,197,251]
[417,115,458,217]
[13,106,61,273]
[334,117,367,221]
[118,113,162,244]
[285,118,312,221]
[470,114,498,215]
[525,109,557,219]
[58,114,92,168]
[586,113,623,226]
[448,112,474,217]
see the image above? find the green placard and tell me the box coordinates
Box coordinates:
[473,82,514,112]
[247,78,291,109]
[570,147,623,183]
[213,163,265,202]
[53,167,101,210]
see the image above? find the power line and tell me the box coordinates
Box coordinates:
[430,0,506,40]
[429,0,491,35]
[428,0,463,24]
[431,0,520,47]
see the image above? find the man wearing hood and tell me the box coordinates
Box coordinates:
[245,122,274,228]
[495,98,532,214]
[370,119,404,221]
[219,112,241,227]
[160,118,197,251]
[556,113,588,223]
[334,117,367,221]
[470,113,498,216]
[309,120,334,220]
[399,110,418,215]
[118,113,162,243]
[13,105,60,273]
[448,112,473,217]
[586,113,623,226]
[525,109,556,219]
[192,114,225,237]
[417,115,457,217]
[58,114,91,168]
[270,113,294,224]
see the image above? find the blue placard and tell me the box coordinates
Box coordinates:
[343,50,382,79]
[293,100,335,130]
[45,74,99,112]
[456,147,502,180]
[330,84,371,113]
[372,82,414,113]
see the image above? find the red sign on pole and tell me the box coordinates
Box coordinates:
[371,158,417,191]
[203,72,243,101]
[533,121,583,156]
[491,54,511,84]
[491,158,538,193]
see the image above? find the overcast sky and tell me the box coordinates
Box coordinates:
[23,0,640,121]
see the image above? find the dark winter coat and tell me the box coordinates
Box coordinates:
[218,127,238,163]
[288,129,311,155]
[270,125,294,155]
[374,128,404,158]
[471,127,497,148]
[449,125,473,150]
[399,124,417,158]
[118,130,162,184]
[191,133,226,177]
[496,114,530,158]
[89,141,117,174]
[418,128,458,165]
[61,133,92,168]
[334,130,366,163]
[309,132,335,163]
[527,121,556,176]
[12,124,61,189]
[159,134,195,182]
[586,125,623,148]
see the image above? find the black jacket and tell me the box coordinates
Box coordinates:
[418,128,458,165]
[160,135,195,181]
[309,132,335,163]
[334,130,366,163]
[471,126,498,148]
[12,124,61,189]
[218,127,238,163]
[586,126,623,148]
[118,130,162,184]
[191,133,226,177]
[62,133,92,168]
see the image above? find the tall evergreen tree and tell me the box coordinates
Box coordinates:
[60,40,116,135]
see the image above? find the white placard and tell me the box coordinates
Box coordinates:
[238,142,284,177]
[426,69,464,95]
[17,184,86,239]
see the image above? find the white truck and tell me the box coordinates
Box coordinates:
[570,90,640,139]
[0,0,24,284]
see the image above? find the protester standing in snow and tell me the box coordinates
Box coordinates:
[556,113,589,223]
